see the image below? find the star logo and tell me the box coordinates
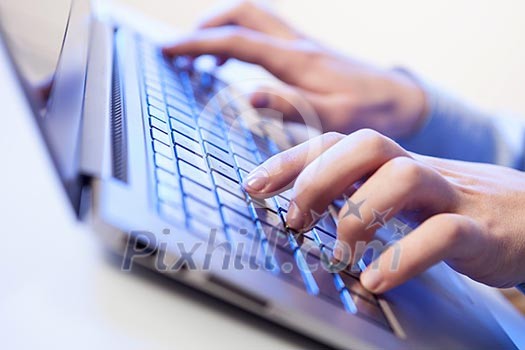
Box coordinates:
[392,222,409,239]
[309,208,330,224]
[366,207,392,229]
[342,194,365,222]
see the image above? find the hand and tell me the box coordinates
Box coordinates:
[242,129,525,293]
[162,1,428,139]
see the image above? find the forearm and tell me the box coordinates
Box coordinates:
[397,72,525,170]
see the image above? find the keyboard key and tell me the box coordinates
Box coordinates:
[280,189,293,201]
[221,111,239,127]
[155,153,177,174]
[147,95,165,110]
[260,222,291,249]
[164,79,186,96]
[149,117,169,134]
[197,106,220,122]
[166,92,188,108]
[145,75,162,91]
[238,169,249,182]
[304,253,342,305]
[172,132,203,156]
[338,271,377,304]
[234,154,258,172]
[153,140,173,159]
[176,145,207,171]
[208,156,238,181]
[313,228,336,248]
[185,196,222,227]
[217,188,250,217]
[167,103,193,120]
[252,133,275,156]
[188,218,227,243]
[302,229,317,241]
[159,202,185,224]
[157,183,182,208]
[212,171,244,199]
[171,118,198,138]
[222,206,256,232]
[274,195,290,211]
[146,86,163,102]
[168,107,195,128]
[315,216,337,237]
[250,197,278,212]
[201,129,229,152]
[179,160,212,189]
[340,289,358,314]
[294,250,320,295]
[156,168,179,188]
[226,129,254,150]
[198,119,223,138]
[203,141,234,164]
[254,207,282,227]
[348,292,389,328]
[230,141,257,161]
[227,227,264,256]
[181,177,217,208]
[271,245,306,288]
[151,128,171,146]
[148,105,167,122]
[297,235,322,259]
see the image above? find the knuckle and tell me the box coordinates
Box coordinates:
[432,214,470,242]
[322,131,345,143]
[444,216,468,242]
[350,128,392,155]
[385,157,425,185]
[353,128,385,146]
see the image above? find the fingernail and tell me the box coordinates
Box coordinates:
[360,268,382,292]
[286,201,308,232]
[251,93,270,108]
[243,168,269,192]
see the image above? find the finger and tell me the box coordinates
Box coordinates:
[285,129,408,232]
[198,1,298,39]
[334,156,456,262]
[250,85,328,125]
[162,27,298,82]
[359,214,486,293]
[242,132,345,197]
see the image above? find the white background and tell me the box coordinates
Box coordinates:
[121,0,525,117]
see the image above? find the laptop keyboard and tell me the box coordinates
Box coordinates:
[135,35,391,332]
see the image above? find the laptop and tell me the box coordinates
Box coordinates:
[0,0,518,348]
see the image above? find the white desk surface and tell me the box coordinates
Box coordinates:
[1,2,525,349]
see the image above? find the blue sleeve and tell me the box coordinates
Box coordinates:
[396,70,525,170]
